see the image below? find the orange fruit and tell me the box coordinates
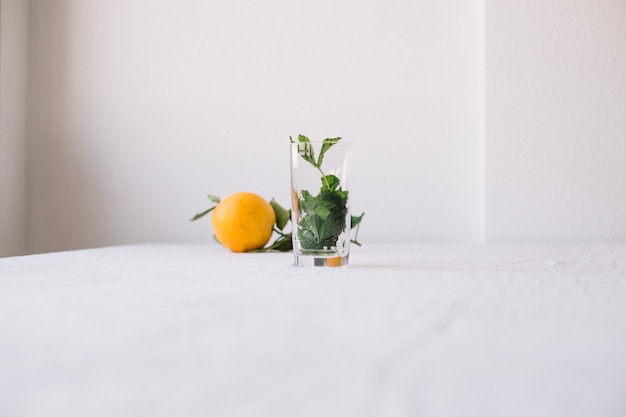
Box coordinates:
[326,256,342,267]
[211,192,276,253]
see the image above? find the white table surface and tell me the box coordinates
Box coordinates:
[1,243,625,417]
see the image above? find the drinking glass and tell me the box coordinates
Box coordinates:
[290,141,351,267]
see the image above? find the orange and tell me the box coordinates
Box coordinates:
[326,257,342,267]
[211,192,276,253]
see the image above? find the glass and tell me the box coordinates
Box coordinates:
[290,141,352,267]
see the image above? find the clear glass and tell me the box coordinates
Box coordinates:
[290,141,351,267]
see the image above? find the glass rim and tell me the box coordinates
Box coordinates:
[290,141,352,146]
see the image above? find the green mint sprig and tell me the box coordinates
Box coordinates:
[290,135,364,250]
[291,134,342,192]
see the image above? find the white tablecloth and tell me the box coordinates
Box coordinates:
[1,243,625,417]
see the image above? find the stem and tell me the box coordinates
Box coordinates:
[273,227,289,237]
[317,166,329,190]
[351,223,362,246]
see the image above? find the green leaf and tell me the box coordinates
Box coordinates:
[190,206,216,222]
[317,136,342,167]
[351,212,364,246]
[321,189,348,208]
[290,135,314,165]
[272,235,294,252]
[253,233,293,252]
[319,214,344,246]
[351,212,364,229]
[314,191,342,220]
[297,142,317,167]
[300,190,316,213]
[295,189,349,250]
[298,214,322,248]
[270,198,291,231]
[190,194,221,221]
[314,203,332,220]
[322,174,341,192]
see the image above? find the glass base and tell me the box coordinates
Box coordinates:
[294,252,349,268]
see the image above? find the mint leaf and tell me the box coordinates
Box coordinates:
[351,213,364,229]
[322,189,348,207]
[297,134,311,143]
[300,190,316,213]
[298,143,316,167]
[290,135,317,167]
[351,212,364,246]
[322,174,341,192]
[313,203,332,220]
[317,137,342,167]
[296,188,349,250]
[319,209,346,246]
[298,214,322,248]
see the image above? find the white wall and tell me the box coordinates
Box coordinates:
[486,1,626,241]
[0,0,28,257]
[15,0,626,255]
[27,0,484,253]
